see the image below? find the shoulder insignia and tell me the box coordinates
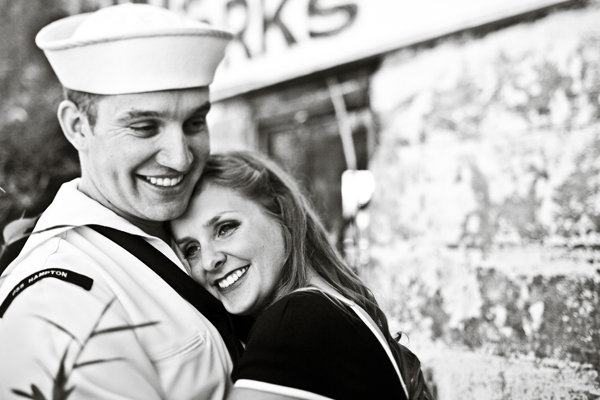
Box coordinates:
[0,268,93,317]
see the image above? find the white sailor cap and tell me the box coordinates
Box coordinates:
[35,3,233,95]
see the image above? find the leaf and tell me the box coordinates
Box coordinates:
[33,316,81,345]
[11,388,36,399]
[55,385,75,400]
[30,384,47,400]
[10,385,48,400]
[85,297,117,342]
[73,357,125,369]
[52,350,70,398]
[90,321,159,338]
[35,359,54,381]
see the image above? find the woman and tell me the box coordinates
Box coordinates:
[172,151,434,400]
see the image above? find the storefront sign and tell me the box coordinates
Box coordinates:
[162,0,577,98]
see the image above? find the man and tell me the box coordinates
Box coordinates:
[0,4,235,399]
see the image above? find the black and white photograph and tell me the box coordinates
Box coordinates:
[0,0,598,399]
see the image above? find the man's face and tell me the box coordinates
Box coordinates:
[79,87,211,224]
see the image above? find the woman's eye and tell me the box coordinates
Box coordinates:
[216,221,239,238]
[184,243,201,259]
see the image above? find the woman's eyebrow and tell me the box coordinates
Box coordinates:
[204,214,224,229]
[203,211,236,229]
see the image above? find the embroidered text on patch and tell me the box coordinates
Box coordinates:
[0,268,93,317]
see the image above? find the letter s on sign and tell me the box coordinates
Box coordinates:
[308,0,358,38]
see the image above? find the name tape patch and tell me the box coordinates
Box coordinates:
[0,268,93,317]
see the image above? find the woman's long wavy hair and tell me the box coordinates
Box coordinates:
[196,151,406,372]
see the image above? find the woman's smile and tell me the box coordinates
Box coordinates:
[215,265,250,291]
[172,183,286,316]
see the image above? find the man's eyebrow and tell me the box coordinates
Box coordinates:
[116,102,212,122]
[191,102,212,116]
[195,101,212,112]
[117,110,162,122]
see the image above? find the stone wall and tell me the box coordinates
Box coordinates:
[367,3,600,398]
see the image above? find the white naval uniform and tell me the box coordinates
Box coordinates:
[0,179,232,399]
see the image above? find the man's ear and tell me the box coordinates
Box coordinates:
[57,100,90,151]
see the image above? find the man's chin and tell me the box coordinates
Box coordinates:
[138,202,188,222]
[151,209,187,222]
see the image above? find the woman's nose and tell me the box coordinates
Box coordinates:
[201,246,226,272]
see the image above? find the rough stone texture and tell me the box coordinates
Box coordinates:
[422,348,599,400]
[368,3,600,399]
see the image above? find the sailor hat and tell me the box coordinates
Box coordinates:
[35,3,233,95]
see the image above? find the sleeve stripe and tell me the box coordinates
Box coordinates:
[234,379,334,400]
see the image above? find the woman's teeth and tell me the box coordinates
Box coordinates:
[217,266,249,289]
[145,175,183,187]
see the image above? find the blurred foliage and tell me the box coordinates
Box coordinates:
[0,1,80,241]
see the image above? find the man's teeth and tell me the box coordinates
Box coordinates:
[145,176,183,187]
[217,266,249,289]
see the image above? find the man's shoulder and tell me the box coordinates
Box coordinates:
[3,225,84,274]
[0,227,116,319]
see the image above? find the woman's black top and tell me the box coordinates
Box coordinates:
[232,290,407,399]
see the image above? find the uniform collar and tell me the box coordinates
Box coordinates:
[35,178,158,239]
[6,179,190,275]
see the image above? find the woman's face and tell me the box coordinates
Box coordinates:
[171,183,287,316]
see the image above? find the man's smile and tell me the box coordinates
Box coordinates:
[141,175,185,188]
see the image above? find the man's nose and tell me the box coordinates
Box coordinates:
[156,125,193,172]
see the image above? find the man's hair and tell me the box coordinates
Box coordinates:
[63,88,101,126]
[195,151,407,372]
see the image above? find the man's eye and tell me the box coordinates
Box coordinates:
[216,221,239,238]
[184,243,201,259]
[184,117,207,134]
[130,123,158,136]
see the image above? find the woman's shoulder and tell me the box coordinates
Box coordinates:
[235,288,406,399]
[254,289,357,332]
[269,289,344,309]
[270,288,342,307]
[247,288,388,370]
